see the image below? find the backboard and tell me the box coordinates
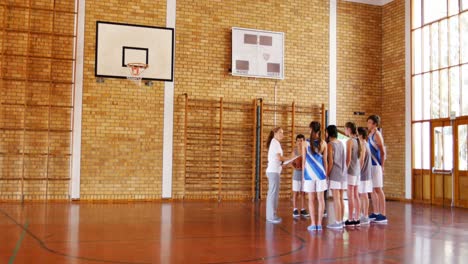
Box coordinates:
[95,21,174,82]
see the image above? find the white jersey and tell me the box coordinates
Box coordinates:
[267,138,283,173]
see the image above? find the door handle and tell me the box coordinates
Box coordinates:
[432,167,453,175]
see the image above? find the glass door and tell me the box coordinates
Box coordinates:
[412,122,431,202]
[431,121,453,206]
[454,119,468,208]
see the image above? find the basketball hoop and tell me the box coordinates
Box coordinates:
[126,63,149,86]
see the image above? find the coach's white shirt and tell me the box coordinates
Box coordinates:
[267,138,283,173]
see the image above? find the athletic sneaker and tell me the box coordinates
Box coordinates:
[344,220,354,227]
[354,220,361,227]
[300,209,310,217]
[293,209,300,218]
[327,222,343,229]
[316,225,323,231]
[360,217,370,225]
[307,225,317,231]
[374,214,388,224]
[267,218,282,224]
[369,213,379,221]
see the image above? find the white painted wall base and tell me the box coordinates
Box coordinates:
[404,0,412,200]
[162,0,176,198]
[71,0,85,200]
[329,0,337,126]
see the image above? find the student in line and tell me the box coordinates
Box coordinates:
[367,115,388,224]
[266,127,290,223]
[357,127,372,225]
[291,134,310,218]
[303,121,328,231]
[326,125,347,229]
[344,122,361,227]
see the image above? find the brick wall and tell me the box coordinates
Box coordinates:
[337,0,382,128]
[0,0,407,200]
[172,0,330,198]
[382,0,406,199]
[336,0,406,199]
[0,0,75,200]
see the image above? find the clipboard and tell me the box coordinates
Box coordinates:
[282,155,301,165]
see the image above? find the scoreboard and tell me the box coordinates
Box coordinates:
[231,27,284,80]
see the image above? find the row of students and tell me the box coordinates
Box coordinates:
[265,115,387,230]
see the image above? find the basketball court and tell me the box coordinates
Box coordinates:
[1,0,468,263]
[1,201,467,263]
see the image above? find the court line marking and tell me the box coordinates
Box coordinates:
[202,202,307,264]
[8,220,29,264]
[45,233,290,244]
[280,208,443,263]
[0,208,152,264]
[0,204,305,264]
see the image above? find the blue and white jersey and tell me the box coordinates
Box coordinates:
[304,140,327,181]
[369,132,382,166]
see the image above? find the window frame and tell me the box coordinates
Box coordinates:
[411,0,468,170]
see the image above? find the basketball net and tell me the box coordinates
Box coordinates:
[126,63,148,86]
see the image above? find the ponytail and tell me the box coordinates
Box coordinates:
[266,131,275,149]
[356,138,362,159]
[309,121,321,154]
[267,127,282,148]
[357,127,368,159]
[345,122,360,158]
[357,127,368,140]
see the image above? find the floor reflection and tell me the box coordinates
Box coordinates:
[0,201,466,263]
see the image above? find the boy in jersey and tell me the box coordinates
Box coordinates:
[367,115,388,223]
[291,134,310,218]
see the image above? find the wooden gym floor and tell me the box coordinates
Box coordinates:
[0,200,467,264]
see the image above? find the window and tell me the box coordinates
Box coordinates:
[412,1,468,170]
[459,125,468,171]
[461,12,468,63]
[449,0,459,16]
[463,64,468,115]
[412,2,467,120]
[433,126,453,170]
[423,0,447,24]
[413,122,431,169]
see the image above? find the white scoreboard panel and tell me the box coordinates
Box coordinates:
[231,27,284,80]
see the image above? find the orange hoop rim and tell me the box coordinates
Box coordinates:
[126,63,149,69]
[126,63,149,78]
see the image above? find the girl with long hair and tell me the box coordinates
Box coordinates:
[303,121,328,231]
[357,127,372,225]
[266,127,290,223]
[326,125,347,229]
[344,122,361,227]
